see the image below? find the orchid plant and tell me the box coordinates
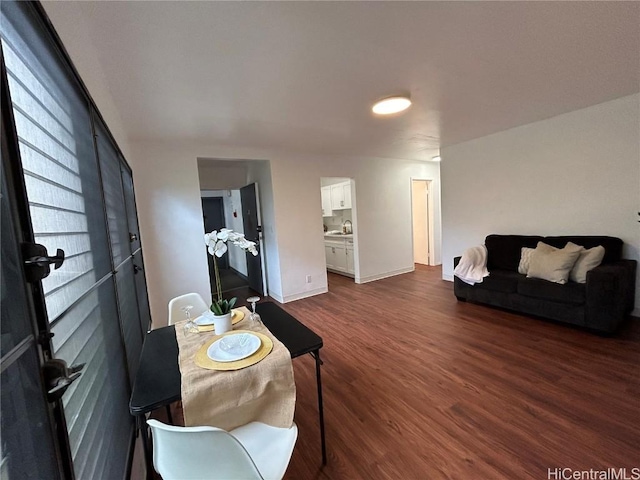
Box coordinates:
[205,228,258,315]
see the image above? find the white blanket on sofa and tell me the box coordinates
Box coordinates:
[454,245,489,285]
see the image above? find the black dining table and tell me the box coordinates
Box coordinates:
[129,301,326,478]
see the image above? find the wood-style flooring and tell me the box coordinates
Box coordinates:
[280,266,640,479]
[163,265,639,479]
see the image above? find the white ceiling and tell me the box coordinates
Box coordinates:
[44,1,639,162]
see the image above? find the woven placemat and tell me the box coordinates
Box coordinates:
[194,330,273,371]
[197,308,245,333]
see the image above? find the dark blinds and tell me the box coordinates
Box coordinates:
[1,1,148,478]
[95,116,131,268]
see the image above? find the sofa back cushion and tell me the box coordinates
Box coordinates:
[542,236,622,264]
[484,235,623,272]
[485,235,543,271]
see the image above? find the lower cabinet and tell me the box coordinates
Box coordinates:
[346,245,354,274]
[325,238,354,277]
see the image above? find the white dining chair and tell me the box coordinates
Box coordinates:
[167,292,209,325]
[147,419,298,480]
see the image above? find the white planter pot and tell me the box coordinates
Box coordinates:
[212,312,232,335]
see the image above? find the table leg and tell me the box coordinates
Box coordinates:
[311,350,327,465]
[138,414,153,480]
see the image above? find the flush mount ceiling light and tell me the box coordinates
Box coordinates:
[372,95,412,115]
[432,156,441,162]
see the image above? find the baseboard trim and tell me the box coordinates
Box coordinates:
[281,287,328,303]
[442,273,454,282]
[356,266,415,284]
[268,290,284,303]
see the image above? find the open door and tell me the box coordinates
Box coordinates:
[240,183,265,295]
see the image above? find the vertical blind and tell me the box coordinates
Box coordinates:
[1,1,149,478]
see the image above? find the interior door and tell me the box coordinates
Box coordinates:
[1,60,64,479]
[240,183,264,295]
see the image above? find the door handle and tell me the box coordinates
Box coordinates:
[43,359,84,402]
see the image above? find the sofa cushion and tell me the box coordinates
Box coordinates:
[477,270,520,293]
[543,236,622,264]
[485,235,543,272]
[527,242,583,284]
[517,277,586,305]
[567,243,606,283]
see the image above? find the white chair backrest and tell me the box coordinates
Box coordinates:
[167,293,209,325]
[147,419,263,480]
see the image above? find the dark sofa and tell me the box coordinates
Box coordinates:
[454,235,636,333]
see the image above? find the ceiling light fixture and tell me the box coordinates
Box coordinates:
[432,156,441,162]
[372,95,412,115]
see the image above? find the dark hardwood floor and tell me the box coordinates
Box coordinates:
[162,265,639,479]
[278,266,640,479]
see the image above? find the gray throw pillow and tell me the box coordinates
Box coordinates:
[527,242,583,284]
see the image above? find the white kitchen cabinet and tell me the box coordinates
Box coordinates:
[346,244,354,274]
[321,186,332,217]
[325,236,354,276]
[325,240,347,272]
[330,181,352,210]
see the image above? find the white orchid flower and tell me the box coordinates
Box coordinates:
[204,231,218,247]
[213,240,227,257]
[217,228,235,242]
[205,229,257,257]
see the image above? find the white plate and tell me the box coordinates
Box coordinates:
[195,310,236,326]
[207,333,261,362]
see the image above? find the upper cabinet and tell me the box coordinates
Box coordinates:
[321,186,332,217]
[330,181,352,210]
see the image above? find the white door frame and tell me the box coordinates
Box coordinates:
[410,178,435,266]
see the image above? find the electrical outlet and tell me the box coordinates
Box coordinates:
[306,275,312,284]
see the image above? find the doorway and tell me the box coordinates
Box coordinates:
[201,191,248,295]
[411,179,434,266]
[201,186,266,297]
[320,177,358,285]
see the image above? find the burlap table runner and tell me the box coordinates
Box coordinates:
[175,306,296,431]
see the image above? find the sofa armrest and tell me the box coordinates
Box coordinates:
[585,260,637,332]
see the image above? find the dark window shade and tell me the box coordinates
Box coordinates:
[2,3,111,322]
[121,166,140,252]
[1,2,148,479]
[50,281,131,480]
[116,260,144,385]
[134,251,152,332]
[95,116,130,268]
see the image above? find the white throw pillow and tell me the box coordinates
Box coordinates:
[518,247,536,274]
[527,242,583,284]
[567,242,605,283]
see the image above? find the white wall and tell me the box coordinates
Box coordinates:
[269,153,442,298]
[441,94,640,315]
[198,163,248,190]
[246,161,282,300]
[128,140,441,324]
[129,142,213,326]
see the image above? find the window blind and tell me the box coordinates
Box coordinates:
[1,2,148,478]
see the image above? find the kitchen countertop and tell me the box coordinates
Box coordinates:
[324,233,353,238]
